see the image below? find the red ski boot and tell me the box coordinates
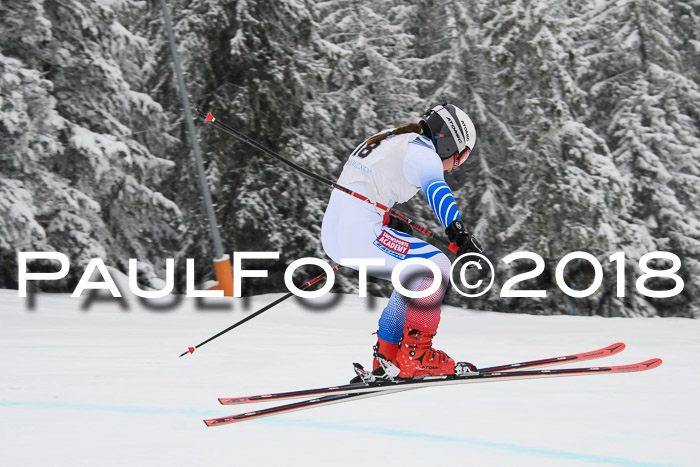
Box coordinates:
[396,327,455,378]
[373,337,399,370]
[350,337,400,383]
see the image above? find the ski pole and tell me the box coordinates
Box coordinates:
[194,109,459,254]
[179,264,341,357]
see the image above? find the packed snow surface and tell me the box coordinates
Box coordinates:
[1,287,698,467]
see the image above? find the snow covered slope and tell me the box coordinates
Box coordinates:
[1,289,698,466]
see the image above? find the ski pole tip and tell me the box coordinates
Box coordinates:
[179,347,196,358]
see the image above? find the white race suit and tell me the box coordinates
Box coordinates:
[321,132,464,343]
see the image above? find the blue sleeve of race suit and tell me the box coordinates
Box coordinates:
[423,179,461,228]
[403,136,462,228]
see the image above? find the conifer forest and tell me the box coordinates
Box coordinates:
[1,0,698,318]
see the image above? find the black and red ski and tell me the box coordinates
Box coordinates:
[204,343,662,427]
[204,356,661,426]
[218,342,625,405]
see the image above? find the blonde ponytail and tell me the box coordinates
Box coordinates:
[365,122,423,146]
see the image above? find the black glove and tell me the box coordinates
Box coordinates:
[383,212,414,235]
[445,220,483,257]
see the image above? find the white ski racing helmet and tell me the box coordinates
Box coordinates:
[420,104,476,167]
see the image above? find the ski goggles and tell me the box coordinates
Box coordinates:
[454,147,472,167]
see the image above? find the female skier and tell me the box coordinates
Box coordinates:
[321,104,482,379]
